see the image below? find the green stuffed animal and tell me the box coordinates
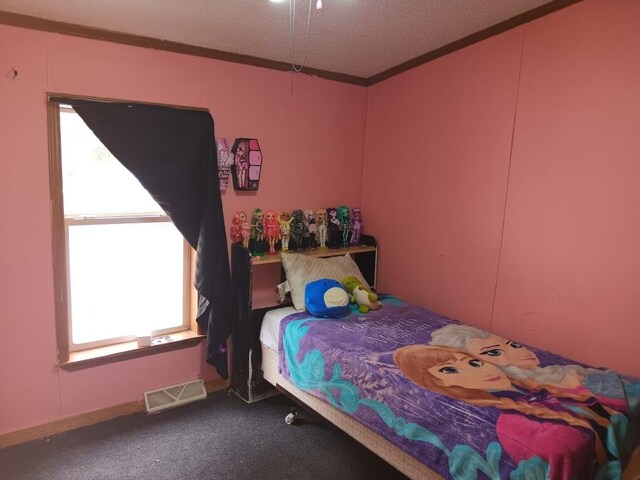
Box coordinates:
[342,275,381,313]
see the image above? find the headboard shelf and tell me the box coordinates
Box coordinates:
[250,244,377,266]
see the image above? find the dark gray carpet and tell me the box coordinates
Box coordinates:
[1,390,409,480]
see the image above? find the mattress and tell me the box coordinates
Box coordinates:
[259,306,297,351]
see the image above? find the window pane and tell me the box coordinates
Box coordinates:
[68,221,185,345]
[60,109,164,216]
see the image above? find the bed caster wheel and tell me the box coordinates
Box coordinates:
[285,412,298,425]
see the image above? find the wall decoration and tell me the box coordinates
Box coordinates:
[231,138,262,191]
[216,138,233,191]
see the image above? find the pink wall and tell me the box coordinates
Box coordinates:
[364,0,640,377]
[0,25,367,435]
[491,0,640,375]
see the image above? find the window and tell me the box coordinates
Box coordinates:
[49,101,198,366]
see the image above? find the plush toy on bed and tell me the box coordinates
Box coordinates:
[342,276,381,313]
[305,279,350,318]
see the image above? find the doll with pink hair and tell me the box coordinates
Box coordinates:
[264,210,280,255]
[230,211,251,249]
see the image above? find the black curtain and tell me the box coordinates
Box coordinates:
[67,99,233,378]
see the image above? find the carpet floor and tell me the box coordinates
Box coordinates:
[0,389,410,480]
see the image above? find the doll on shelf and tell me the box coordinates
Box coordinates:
[350,207,362,246]
[304,209,317,249]
[327,207,341,249]
[264,210,280,255]
[278,211,293,252]
[230,210,251,249]
[290,209,307,251]
[316,209,328,249]
[337,205,351,247]
[251,208,265,255]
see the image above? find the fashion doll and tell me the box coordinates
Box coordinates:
[290,209,307,251]
[304,209,317,249]
[278,211,293,252]
[316,209,328,248]
[327,207,341,249]
[230,210,251,249]
[264,210,280,255]
[235,142,249,189]
[350,207,362,245]
[251,208,264,255]
[337,205,351,246]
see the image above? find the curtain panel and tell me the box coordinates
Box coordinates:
[65,99,233,378]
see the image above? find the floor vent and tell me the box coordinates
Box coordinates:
[144,379,207,413]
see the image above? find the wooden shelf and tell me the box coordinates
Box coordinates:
[250,245,376,266]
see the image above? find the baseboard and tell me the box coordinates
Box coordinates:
[0,378,228,449]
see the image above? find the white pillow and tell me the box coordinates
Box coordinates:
[280,253,370,310]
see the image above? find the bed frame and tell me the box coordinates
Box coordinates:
[229,237,444,480]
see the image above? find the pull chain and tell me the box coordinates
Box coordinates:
[290,0,314,73]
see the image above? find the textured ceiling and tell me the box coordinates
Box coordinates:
[0,0,554,79]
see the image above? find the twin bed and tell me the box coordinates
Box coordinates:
[230,241,640,480]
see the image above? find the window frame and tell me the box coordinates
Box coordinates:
[48,95,203,369]
[65,215,192,352]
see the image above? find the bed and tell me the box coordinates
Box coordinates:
[230,242,640,480]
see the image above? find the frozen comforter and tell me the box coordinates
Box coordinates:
[278,297,640,480]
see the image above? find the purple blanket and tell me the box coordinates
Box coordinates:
[278,297,640,480]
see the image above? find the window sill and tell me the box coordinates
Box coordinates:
[59,331,205,371]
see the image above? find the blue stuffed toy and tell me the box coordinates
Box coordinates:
[305,278,350,318]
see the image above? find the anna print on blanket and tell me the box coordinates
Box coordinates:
[393,344,622,479]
